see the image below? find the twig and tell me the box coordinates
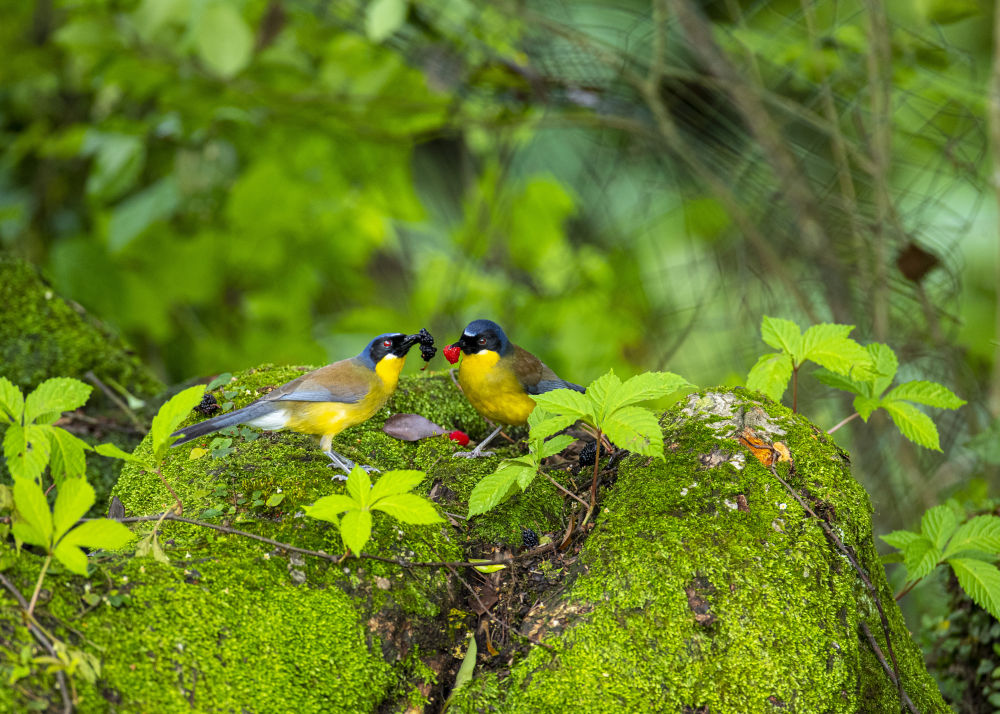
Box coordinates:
[893,578,921,603]
[27,555,52,617]
[581,430,603,527]
[860,622,920,714]
[828,412,860,435]
[543,471,589,509]
[84,371,144,431]
[154,468,183,516]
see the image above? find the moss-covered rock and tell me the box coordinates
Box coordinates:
[0,256,162,398]
[0,375,947,713]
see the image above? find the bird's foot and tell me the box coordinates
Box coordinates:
[453,448,495,459]
[325,450,380,478]
[359,464,381,474]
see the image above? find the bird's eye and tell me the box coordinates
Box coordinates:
[477,337,487,346]
[383,340,392,348]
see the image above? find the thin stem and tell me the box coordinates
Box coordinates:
[828,412,860,435]
[543,471,589,510]
[154,467,183,516]
[894,577,922,602]
[792,367,799,413]
[580,431,603,528]
[85,370,144,430]
[27,554,52,618]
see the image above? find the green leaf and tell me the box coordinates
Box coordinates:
[265,493,285,508]
[94,442,144,464]
[304,494,357,522]
[853,395,881,422]
[150,385,206,457]
[59,518,134,551]
[866,343,899,396]
[340,509,372,555]
[451,634,477,698]
[4,424,52,482]
[605,371,691,415]
[24,378,91,424]
[943,516,1000,560]
[746,352,793,401]
[371,493,443,524]
[52,478,95,543]
[48,428,90,483]
[601,405,664,458]
[0,377,24,424]
[798,323,871,375]
[813,368,864,396]
[537,434,575,459]
[903,537,942,582]
[206,373,233,391]
[108,176,180,253]
[882,401,941,450]
[531,388,594,426]
[949,558,1000,621]
[369,470,425,503]
[880,529,922,550]
[885,381,966,410]
[921,505,959,550]
[195,2,254,79]
[468,468,522,517]
[470,560,506,574]
[528,414,577,442]
[365,0,408,42]
[13,477,53,549]
[53,541,89,575]
[585,370,623,422]
[345,466,371,510]
[12,521,48,548]
[760,316,801,356]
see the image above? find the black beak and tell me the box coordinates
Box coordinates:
[457,334,475,354]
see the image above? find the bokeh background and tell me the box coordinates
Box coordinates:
[2,0,999,688]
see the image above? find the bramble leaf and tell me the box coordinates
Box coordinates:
[760,316,801,356]
[949,558,1000,621]
[585,370,623,423]
[468,468,522,517]
[369,470,425,503]
[53,540,89,575]
[150,385,206,457]
[528,414,577,442]
[883,401,941,451]
[601,405,664,458]
[885,381,966,410]
[345,466,371,510]
[880,529,922,550]
[4,424,52,482]
[943,515,1000,560]
[903,537,941,582]
[853,395,881,422]
[0,377,24,424]
[48,428,90,483]
[340,509,372,555]
[605,371,691,415]
[52,477,95,543]
[813,368,864,396]
[531,388,593,426]
[746,352,793,401]
[304,494,357,522]
[14,477,53,549]
[23,378,92,424]
[537,434,575,460]
[798,323,871,376]
[94,442,145,464]
[371,493,443,524]
[921,505,959,550]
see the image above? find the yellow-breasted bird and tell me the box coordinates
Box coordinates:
[170,332,433,476]
[444,319,583,458]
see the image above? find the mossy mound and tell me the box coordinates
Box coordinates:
[0,256,162,398]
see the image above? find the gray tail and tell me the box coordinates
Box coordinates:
[170,402,275,446]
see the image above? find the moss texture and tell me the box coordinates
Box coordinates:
[0,256,162,397]
[0,372,948,713]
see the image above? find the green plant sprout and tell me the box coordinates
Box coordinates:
[468,369,692,522]
[882,505,1000,619]
[0,377,94,485]
[305,467,444,556]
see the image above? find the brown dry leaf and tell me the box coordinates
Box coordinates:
[738,427,775,466]
[382,413,446,441]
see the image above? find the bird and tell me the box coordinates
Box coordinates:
[443,319,584,458]
[170,332,434,476]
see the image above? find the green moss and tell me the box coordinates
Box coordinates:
[0,257,162,397]
[486,389,948,713]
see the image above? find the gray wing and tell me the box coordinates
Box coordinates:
[526,361,585,395]
[262,360,371,404]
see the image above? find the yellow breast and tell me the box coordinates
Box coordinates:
[458,351,536,426]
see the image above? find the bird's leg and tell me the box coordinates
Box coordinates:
[322,434,380,477]
[453,424,504,459]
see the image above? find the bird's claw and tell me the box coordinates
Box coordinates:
[359,464,381,474]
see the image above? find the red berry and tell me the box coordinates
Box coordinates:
[443,344,461,364]
[448,430,470,446]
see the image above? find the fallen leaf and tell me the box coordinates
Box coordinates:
[383,413,446,441]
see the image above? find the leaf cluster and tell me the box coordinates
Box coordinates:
[882,506,1000,620]
[305,467,443,556]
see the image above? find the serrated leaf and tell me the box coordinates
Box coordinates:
[13,477,52,548]
[949,558,1000,621]
[799,324,871,376]
[528,414,577,442]
[94,442,144,463]
[601,405,664,458]
[467,468,522,517]
[340,509,372,555]
[150,385,206,456]
[537,434,575,460]
[813,368,865,396]
[586,370,623,422]
[853,395,881,422]
[195,2,254,78]
[12,521,48,548]
[60,518,134,550]
[760,316,801,356]
[922,505,959,549]
[746,352,793,401]
[885,381,966,410]
[48,428,90,483]
[880,529,922,550]
[371,493,443,524]
[370,470,425,502]
[365,0,407,42]
[23,378,92,424]
[943,515,1000,560]
[0,377,24,424]
[531,388,594,426]
[53,541,89,575]
[883,401,941,450]
[4,424,52,483]
[903,537,942,582]
[304,494,357,522]
[866,343,898,396]
[345,466,371,510]
[605,371,691,415]
[52,478,95,543]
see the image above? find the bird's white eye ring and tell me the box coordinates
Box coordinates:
[478,337,487,345]
[383,340,392,348]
